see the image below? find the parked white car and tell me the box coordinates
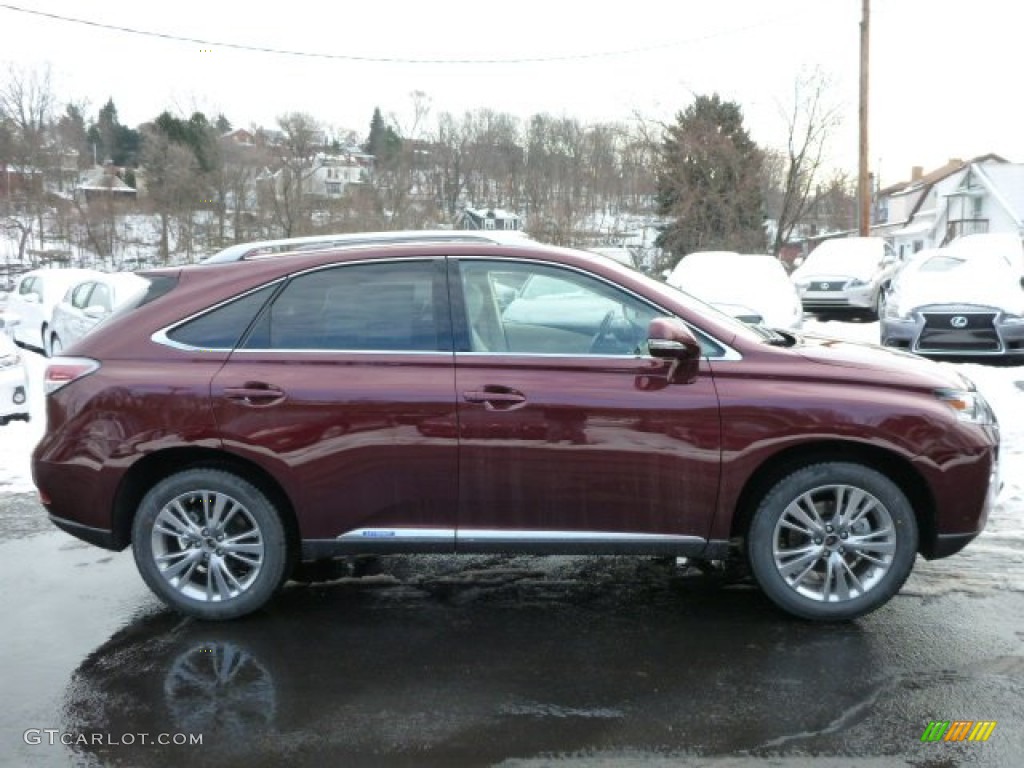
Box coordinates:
[0,332,29,426]
[7,268,102,356]
[790,237,901,318]
[880,233,1024,357]
[49,272,149,355]
[666,251,804,330]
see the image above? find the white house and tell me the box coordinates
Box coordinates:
[872,154,1024,256]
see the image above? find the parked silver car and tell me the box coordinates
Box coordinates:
[791,237,902,318]
[880,233,1024,357]
[49,272,149,355]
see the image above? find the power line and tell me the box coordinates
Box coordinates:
[0,2,819,66]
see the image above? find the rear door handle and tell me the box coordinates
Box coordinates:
[462,388,527,411]
[223,383,287,406]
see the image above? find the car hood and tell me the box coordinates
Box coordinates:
[793,333,971,390]
[891,270,1024,314]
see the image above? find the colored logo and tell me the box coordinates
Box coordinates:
[920,720,996,742]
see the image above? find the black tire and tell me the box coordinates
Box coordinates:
[747,462,918,621]
[132,469,288,620]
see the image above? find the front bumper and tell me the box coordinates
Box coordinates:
[0,364,29,420]
[800,285,876,311]
[881,306,1024,356]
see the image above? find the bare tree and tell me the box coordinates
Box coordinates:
[769,69,843,255]
[263,112,321,237]
[0,64,56,257]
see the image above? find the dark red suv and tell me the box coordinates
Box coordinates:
[32,235,1000,621]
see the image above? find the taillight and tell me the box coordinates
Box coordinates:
[44,357,100,395]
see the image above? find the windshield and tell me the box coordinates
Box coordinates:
[802,243,880,272]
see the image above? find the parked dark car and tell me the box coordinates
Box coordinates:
[33,235,1000,621]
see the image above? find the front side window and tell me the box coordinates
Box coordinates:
[244,260,445,352]
[88,282,112,311]
[459,261,661,356]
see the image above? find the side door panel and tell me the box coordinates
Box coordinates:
[209,258,459,549]
[451,259,722,551]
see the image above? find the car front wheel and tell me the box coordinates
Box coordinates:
[132,469,288,620]
[747,462,918,621]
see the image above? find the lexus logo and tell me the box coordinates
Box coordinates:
[821,282,830,290]
[950,315,969,329]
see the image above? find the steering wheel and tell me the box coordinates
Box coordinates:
[589,310,617,353]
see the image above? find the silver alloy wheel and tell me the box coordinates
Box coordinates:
[150,491,265,602]
[772,483,896,602]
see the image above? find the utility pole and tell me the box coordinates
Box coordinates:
[858,0,871,236]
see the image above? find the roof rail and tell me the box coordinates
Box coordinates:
[200,229,532,264]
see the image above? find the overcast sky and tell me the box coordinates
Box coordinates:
[1,0,1021,186]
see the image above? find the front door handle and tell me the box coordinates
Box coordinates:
[223,383,287,406]
[462,387,527,411]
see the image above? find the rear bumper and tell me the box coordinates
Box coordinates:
[48,513,124,551]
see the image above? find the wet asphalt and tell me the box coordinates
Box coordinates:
[0,492,1021,768]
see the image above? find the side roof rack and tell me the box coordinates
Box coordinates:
[200,229,532,264]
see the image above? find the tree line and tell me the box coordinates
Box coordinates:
[1,64,856,274]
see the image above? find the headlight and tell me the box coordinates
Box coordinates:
[847,278,868,289]
[0,352,20,369]
[1001,312,1024,325]
[882,298,912,321]
[934,388,996,425]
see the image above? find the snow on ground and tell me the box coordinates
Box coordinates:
[1,320,1021,595]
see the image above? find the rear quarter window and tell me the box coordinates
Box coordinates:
[166,284,277,350]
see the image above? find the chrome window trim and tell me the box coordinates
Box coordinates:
[152,254,742,361]
[452,255,742,361]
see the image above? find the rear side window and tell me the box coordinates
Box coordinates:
[243,260,446,351]
[167,284,277,350]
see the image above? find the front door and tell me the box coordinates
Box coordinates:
[452,259,722,554]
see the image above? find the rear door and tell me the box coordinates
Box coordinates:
[210,258,459,550]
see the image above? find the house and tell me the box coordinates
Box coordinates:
[872,154,1010,256]
[456,207,522,232]
[304,154,364,198]
[74,166,137,203]
[221,128,256,147]
[0,164,43,198]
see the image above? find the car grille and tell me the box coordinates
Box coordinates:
[809,281,845,292]
[917,311,1000,352]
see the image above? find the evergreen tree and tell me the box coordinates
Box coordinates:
[215,113,232,133]
[656,94,766,263]
[363,107,401,168]
[87,99,140,166]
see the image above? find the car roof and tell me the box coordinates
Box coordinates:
[201,229,533,264]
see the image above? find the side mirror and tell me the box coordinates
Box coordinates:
[647,317,701,384]
[83,305,109,320]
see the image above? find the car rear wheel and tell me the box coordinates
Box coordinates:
[747,462,918,621]
[132,469,288,620]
